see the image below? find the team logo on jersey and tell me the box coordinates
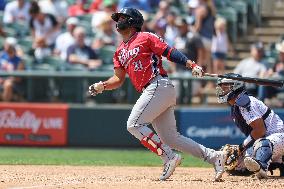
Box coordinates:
[118,47,140,68]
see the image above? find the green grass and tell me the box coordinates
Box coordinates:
[0,147,210,167]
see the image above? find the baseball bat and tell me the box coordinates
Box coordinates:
[204,73,284,88]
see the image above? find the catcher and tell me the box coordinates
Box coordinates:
[216,73,284,179]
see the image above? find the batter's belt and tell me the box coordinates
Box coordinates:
[142,74,168,91]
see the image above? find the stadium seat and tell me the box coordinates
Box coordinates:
[77,14,93,23]
[217,7,238,42]
[98,45,116,65]
[18,38,33,54]
[33,56,64,71]
[5,22,30,38]
[230,1,248,34]
[0,37,5,50]
[79,20,94,37]
[66,0,75,5]
[64,63,89,71]
[22,55,34,70]
[246,0,262,26]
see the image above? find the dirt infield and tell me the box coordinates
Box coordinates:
[0,165,283,189]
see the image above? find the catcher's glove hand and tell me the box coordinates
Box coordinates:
[221,144,241,171]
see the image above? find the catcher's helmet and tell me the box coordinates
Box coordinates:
[111,7,144,31]
[216,73,245,103]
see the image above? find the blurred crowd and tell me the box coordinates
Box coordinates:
[0,0,283,107]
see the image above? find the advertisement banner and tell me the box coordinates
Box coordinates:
[178,108,246,149]
[0,103,68,146]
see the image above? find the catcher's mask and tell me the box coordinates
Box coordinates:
[216,73,245,103]
[111,7,144,31]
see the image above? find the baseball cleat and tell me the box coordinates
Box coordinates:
[244,157,268,179]
[256,168,268,179]
[159,153,182,181]
[213,151,226,181]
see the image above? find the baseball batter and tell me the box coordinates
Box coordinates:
[89,7,226,181]
[216,73,284,179]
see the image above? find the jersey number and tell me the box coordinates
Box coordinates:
[133,60,143,71]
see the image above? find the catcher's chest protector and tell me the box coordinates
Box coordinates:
[231,105,252,136]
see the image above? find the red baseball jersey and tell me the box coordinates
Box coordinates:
[113,32,168,92]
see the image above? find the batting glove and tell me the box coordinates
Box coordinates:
[89,81,105,96]
[191,63,204,78]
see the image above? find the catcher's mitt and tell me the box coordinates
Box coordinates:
[221,144,242,171]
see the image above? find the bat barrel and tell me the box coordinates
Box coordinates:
[204,73,284,88]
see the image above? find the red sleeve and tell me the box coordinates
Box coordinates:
[147,33,168,56]
[113,50,122,68]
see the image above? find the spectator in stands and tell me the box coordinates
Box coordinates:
[234,42,267,96]
[29,1,61,50]
[259,41,284,107]
[33,37,52,62]
[174,17,205,70]
[90,0,103,11]
[0,0,6,11]
[0,24,6,37]
[92,15,118,50]
[211,17,228,74]
[91,0,117,33]
[149,0,169,30]
[3,0,31,24]
[140,11,154,33]
[0,37,24,101]
[68,0,89,17]
[38,0,69,25]
[117,0,152,13]
[153,18,167,38]
[275,41,284,76]
[66,27,102,70]
[164,10,179,47]
[171,17,205,103]
[189,0,215,73]
[90,0,117,13]
[54,17,79,60]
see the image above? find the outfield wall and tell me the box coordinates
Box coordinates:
[1,103,284,149]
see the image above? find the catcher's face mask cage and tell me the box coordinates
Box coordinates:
[216,78,245,103]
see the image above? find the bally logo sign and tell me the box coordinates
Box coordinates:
[0,103,68,146]
[0,110,63,133]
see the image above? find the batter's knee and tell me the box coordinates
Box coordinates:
[127,122,156,142]
[127,124,136,135]
[126,118,137,133]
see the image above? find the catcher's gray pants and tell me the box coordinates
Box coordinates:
[127,75,219,164]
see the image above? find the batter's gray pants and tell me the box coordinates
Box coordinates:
[127,75,218,164]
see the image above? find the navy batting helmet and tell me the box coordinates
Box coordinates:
[111,7,144,31]
[216,73,245,103]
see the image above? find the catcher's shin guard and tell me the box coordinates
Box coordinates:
[141,132,163,156]
[252,138,273,170]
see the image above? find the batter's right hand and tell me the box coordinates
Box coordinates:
[89,81,105,96]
